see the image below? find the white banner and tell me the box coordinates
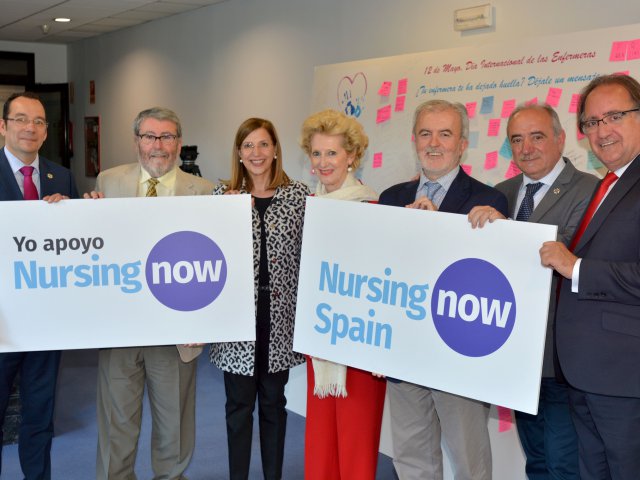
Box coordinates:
[294,197,557,413]
[0,195,255,352]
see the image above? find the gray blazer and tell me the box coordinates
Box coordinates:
[94,162,214,362]
[496,158,598,377]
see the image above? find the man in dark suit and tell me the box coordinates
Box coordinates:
[0,91,78,480]
[540,74,640,480]
[469,104,598,480]
[379,99,508,480]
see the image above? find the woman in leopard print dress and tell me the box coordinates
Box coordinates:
[210,117,308,480]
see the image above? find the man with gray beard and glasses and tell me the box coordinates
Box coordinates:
[85,107,213,480]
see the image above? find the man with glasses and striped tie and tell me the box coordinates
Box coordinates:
[0,91,79,480]
[84,107,213,480]
[539,74,640,480]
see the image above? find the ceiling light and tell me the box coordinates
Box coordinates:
[54,17,71,23]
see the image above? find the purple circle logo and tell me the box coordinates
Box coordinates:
[145,231,227,311]
[431,258,515,357]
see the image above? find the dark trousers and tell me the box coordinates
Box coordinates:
[223,286,289,480]
[515,377,579,480]
[223,365,289,480]
[0,350,61,480]
[568,387,640,480]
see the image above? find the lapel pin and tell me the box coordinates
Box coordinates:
[47,173,53,179]
[553,188,560,195]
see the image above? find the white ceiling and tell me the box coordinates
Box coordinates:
[0,0,227,44]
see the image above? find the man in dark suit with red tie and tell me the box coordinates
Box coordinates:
[540,74,640,480]
[0,92,78,479]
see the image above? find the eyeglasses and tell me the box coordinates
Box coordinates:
[241,141,273,152]
[580,108,640,133]
[5,116,48,129]
[138,133,179,145]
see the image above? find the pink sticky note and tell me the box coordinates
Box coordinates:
[461,164,472,176]
[577,129,586,141]
[465,102,477,119]
[372,152,383,169]
[627,39,640,61]
[568,93,581,114]
[501,99,516,119]
[378,81,392,96]
[525,97,538,106]
[546,87,563,107]
[609,41,629,62]
[505,161,521,179]
[487,118,501,137]
[484,151,498,170]
[376,105,392,124]
[397,78,408,95]
[614,70,630,76]
[395,95,406,112]
[497,406,513,433]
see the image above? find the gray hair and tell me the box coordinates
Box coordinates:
[412,99,469,140]
[508,103,563,137]
[133,107,182,137]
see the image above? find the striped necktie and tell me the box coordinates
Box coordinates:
[146,178,159,197]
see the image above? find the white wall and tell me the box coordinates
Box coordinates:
[0,40,67,84]
[66,0,640,193]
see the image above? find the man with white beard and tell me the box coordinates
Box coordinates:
[86,107,213,480]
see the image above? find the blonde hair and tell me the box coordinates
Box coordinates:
[227,117,290,191]
[300,109,369,170]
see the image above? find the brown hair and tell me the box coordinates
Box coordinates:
[577,73,640,133]
[227,117,290,191]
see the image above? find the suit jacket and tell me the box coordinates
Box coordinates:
[95,162,213,198]
[556,154,640,397]
[379,167,509,217]
[496,158,598,377]
[94,162,214,362]
[0,148,79,201]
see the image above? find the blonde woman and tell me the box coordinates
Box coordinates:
[300,109,386,480]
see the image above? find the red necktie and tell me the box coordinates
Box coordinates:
[19,166,39,200]
[569,171,618,251]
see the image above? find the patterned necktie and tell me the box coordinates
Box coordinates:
[515,182,543,221]
[569,171,618,251]
[424,181,442,201]
[19,166,39,200]
[146,178,159,197]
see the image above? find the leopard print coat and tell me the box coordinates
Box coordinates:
[210,180,309,375]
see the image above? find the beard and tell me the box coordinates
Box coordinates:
[139,150,177,178]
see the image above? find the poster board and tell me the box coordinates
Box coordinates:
[310,23,640,193]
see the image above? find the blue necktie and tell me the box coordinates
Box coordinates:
[423,181,441,201]
[515,182,543,221]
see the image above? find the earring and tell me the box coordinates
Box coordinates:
[274,154,278,159]
[239,159,243,163]
[347,166,353,172]
[311,168,316,174]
